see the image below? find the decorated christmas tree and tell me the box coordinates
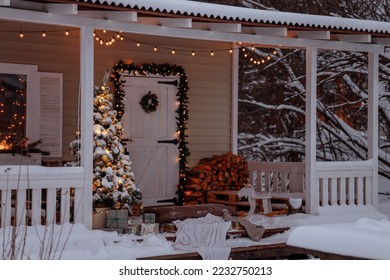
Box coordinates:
[66,73,142,213]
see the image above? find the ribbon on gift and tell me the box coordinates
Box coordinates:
[106,209,128,229]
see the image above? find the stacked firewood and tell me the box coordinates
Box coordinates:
[183,152,249,204]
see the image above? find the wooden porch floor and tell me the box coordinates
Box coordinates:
[137,243,364,260]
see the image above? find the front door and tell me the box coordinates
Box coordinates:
[122,75,179,206]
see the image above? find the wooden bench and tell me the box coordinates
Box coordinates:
[247,161,305,212]
[206,190,271,214]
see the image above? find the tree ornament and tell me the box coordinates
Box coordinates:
[101,154,109,163]
[139,91,159,114]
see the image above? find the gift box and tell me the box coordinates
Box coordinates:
[138,223,159,236]
[106,209,129,229]
[127,222,159,236]
[160,223,176,233]
[143,213,156,223]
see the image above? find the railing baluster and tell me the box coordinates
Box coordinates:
[31,188,42,226]
[16,189,27,226]
[356,177,364,205]
[1,189,12,227]
[339,178,346,205]
[46,188,57,225]
[330,178,337,205]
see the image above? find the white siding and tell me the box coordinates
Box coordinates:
[0,21,233,167]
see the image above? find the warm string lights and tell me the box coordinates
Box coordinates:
[0,74,27,152]
[94,30,124,46]
[3,28,279,63]
[240,45,278,65]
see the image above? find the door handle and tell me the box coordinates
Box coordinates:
[157,138,179,145]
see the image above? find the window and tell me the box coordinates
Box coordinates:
[0,63,63,159]
[0,63,39,152]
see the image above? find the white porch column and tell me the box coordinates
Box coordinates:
[368,51,379,205]
[305,47,318,214]
[80,26,94,229]
[231,42,239,154]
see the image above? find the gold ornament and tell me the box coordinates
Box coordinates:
[101,154,109,163]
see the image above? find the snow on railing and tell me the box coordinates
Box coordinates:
[316,160,374,207]
[0,165,85,228]
[248,161,305,193]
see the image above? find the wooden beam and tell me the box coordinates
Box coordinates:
[192,22,241,32]
[332,34,371,43]
[372,37,390,46]
[242,27,287,37]
[289,30,330,40]
[6,0,43,11]
[209,23,241,33]
[137,17,192,28]
[45,4,77,15]
[0,0,10,6]
[78,11,137,21]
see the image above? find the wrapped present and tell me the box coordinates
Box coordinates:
[160,223,176,233]
[143,213,156,223]
[106,209,128,229]
[138,223,159,236]
[127,224,140,235]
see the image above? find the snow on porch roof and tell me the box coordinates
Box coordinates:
[78,0,390,35]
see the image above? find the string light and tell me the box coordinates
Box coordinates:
[5,27,280,57]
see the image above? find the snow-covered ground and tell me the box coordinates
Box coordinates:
[1,199,390,260]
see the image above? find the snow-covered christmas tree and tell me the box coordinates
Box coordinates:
[66,73,142,213]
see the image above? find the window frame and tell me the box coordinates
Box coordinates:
[0,63,40,146]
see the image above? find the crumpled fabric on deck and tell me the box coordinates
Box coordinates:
[173,213,231,260]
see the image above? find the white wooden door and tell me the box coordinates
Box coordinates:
[122,75,179,206]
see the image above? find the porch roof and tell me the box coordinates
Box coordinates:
[1,0,389,50]
[75,0,390,35]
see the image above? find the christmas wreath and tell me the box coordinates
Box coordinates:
[139,91,159,114]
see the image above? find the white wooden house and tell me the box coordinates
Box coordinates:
[0,0,388,229]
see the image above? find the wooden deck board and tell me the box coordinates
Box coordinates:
[137,244,366,260]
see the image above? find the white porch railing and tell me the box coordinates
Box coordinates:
[0,165,85,228]
[248,161,305,194]
[248,160,376,213]
[316,160,375,207]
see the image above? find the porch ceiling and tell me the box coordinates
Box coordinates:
[2,0,390,50]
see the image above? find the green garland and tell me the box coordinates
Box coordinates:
[139,91,159,114]
[111,60,190,205]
